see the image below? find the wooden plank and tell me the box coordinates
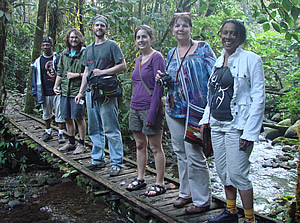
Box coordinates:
[153,196,178,207]
[94,190,111,196]
[21,112,180,185]
[69,153,92,160]
[101,169,136,179]
[8,111,280,223]
[8,117,187,223]
[158,203,180,212]
[109,171,138,182]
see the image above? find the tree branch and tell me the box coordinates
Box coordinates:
[260,0,277,22]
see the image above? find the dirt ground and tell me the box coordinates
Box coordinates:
[0,179,129,223]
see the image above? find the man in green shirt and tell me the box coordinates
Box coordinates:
[54,28,87,155]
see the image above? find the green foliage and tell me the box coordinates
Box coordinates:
[245,30,299,121]
[5,14,34,93]
[62,168,78,178]
[251,0,299,42]
[19,155,28,172]
[0,150,8,166]
[278,70,300,123]
[3,0,299,125]
[249,0,299,122]
[75,174,92,188]
[0,112,28,172]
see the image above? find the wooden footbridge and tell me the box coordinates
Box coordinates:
[5,106,279,223]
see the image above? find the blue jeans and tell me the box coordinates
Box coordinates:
[85,91,123,167]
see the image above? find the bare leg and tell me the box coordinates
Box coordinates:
[75,119,86,141]
[238,188,253,210]
[58,122,64,131]
[148,133,165,187]
[132,131,148,181]
[225,185,237,200]
[45,119,52,129]
[65,118,75,136]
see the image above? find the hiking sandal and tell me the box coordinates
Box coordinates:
[126,178,147,191]
[144,184,166,197]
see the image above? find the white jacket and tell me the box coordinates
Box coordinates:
[199,46,265,142]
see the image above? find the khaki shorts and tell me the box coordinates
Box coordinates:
[42,95,64,123]
[129,107,164,135]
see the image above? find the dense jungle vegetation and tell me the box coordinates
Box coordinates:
[0,0,299,220]
[0,0,299,122]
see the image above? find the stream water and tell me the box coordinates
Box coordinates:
[208,138,298,215]
[0,176,130,223]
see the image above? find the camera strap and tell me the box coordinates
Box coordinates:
[138,58,152,96]
[175,40,195,102]
[165,48,176,71]
[175,39,194,82]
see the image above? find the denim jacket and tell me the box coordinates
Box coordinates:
[199,46,265,141]
[31,53,59,104]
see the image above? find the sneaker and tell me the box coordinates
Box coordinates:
[110,166,121,177]
[41,132,52,141]
[73,143,87,155]
[58,134,65,144]
[58,142,76,152]
[85,162,106,170]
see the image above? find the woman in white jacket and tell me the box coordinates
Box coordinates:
[199,19,265,223]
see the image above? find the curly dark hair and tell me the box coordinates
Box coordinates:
[220,19,246,45]
[64,28,85,49]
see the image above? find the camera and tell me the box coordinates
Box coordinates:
[157,72,172,87]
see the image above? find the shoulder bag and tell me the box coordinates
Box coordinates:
[175,42,213,157]
[88,43,122,101]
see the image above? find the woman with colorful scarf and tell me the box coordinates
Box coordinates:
[157,13,216,214]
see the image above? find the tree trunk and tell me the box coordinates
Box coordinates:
[138,0,142,19]
[205,0,217,17]
[47,0,58,44]
[24,0,48,114]
[153,0,159,13]
[0,0,9,113]
[79,0,84,35]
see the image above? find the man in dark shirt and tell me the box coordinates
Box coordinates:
[75,15,126,176]
[31,37,65,143]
